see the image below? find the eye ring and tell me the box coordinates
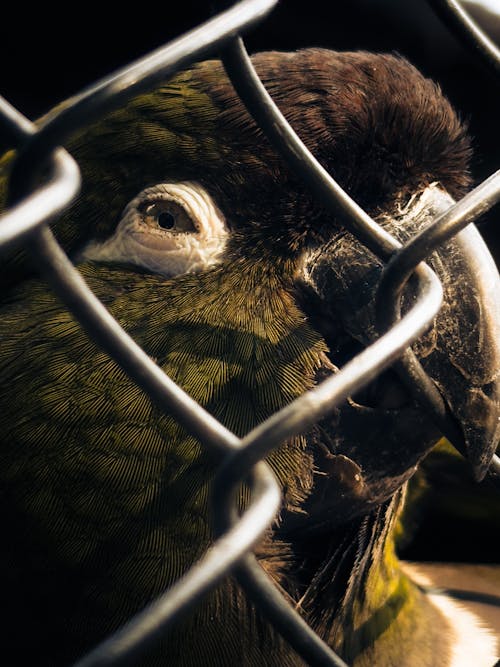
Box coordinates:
[79,181,228,277]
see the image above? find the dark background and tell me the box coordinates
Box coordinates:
[1,1,499,561]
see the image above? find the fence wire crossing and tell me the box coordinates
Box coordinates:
[1,1,500,666]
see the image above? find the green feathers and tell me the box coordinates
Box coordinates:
[0,253,328,663]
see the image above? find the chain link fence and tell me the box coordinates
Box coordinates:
[1,1,499,665]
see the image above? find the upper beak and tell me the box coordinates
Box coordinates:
[413,188,500,480]
[303,184,500,485]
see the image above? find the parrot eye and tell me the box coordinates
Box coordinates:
[140,200,197,233]
[79,181,228,277]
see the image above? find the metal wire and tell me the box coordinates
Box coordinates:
[7,0,279,207]
[0,97,80,250]
[427,0,500,79]
[0,1,498,666]
[73,462,281,667]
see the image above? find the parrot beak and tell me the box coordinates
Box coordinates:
[301,184,500,500]
[410,188,500,481]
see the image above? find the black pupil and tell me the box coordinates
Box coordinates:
[157,211,175,229]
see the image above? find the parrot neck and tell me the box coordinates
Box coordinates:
[278,488,467,666]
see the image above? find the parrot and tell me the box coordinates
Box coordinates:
[1,47,499,667]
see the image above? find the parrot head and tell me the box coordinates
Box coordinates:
[56,48,498,500]
[1,48,499,666]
